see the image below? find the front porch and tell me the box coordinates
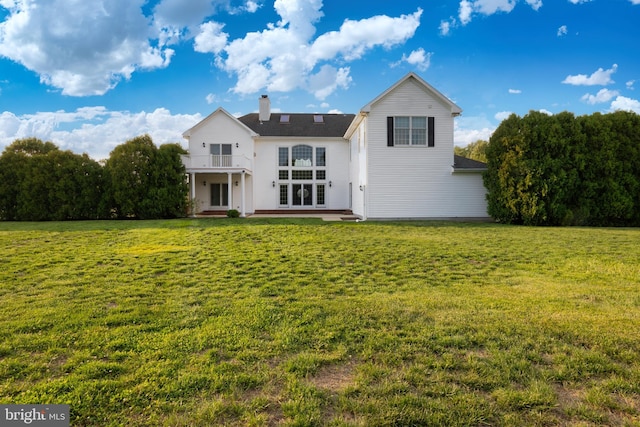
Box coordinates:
[186,169,252,217]
[181,152,254,217]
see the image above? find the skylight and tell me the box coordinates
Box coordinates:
[280,114,290,123]
[313,114,324,123]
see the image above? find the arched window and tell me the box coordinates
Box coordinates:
[292,145,313,167]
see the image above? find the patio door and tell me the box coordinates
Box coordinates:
[292,184,313,206]
[210,183,229,207]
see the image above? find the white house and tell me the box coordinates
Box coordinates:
[181,72,488,220]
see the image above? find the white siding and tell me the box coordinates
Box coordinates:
[449,172,489,217]
[348,119,367,218]
[365,77,487,218]
[186,111,255,163]
[185,111,255,213]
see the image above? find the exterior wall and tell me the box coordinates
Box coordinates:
[186,111,255,168]
[448,172,489,218]
[253,137,350,210]
[348,118,367,218]
[364,77,487,218]
[185,111,255,213]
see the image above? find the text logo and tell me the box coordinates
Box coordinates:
[1,405,69,426]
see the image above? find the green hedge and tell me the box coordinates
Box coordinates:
[484,110,640,226]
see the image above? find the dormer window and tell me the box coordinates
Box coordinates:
[280,114,290,123]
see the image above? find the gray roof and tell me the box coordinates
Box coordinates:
[453,155,487,170]
[238,113,356,138]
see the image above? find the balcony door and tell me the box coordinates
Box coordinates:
[210,144,232,167]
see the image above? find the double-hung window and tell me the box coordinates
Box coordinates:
[387,116,434,147]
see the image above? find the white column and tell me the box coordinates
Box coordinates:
[240,171,246,217]
[227,173,233,211]
[190,173,196,217]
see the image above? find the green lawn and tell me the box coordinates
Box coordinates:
[1,219,639,426]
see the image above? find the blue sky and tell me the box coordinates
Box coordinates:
[1,0,639,159]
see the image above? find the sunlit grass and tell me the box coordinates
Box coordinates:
[1,219,639,426]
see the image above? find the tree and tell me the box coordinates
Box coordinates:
[104,135,158,219]
[150,143,189,218]
[0,138,106,221]
[104,135,188,219]
[484,110,640,226]
[0,138,61,220]
[455,140,488,163]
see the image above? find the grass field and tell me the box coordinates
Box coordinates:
[1,219,639,426]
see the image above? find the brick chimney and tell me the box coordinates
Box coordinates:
[259,94,271,122]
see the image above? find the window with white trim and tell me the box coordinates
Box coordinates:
[387,116,434,147]
[277,145,327,207]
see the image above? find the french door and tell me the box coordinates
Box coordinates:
[292,184,313,206]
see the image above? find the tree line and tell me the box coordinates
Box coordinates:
[0,135,189,221]
[482,110,640,226]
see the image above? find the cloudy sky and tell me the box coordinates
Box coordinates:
[1,0,639,159]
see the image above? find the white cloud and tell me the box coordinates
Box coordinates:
[474,0,517,16]
[525,0,543,10]
[626,80,635,90]
[454,115,496,145]
[308,65,351,100]
[393,48,432,71]
[539,109,553,115]
[631,0,640,4]
[0,107,202,160]
[459,0,474,25]
[568,0,591,4]
[214,4,423,99]
[244,1,260,13]
[309,9,423,62]
[508,88,521,94]
[557,25,567,36]
[610,96,640,114]
[439,18,454,36]
[153,0,216,33]
[0,0,174,96]
[456,0,541,28]
[205,93,218,104]
[194,21,229,54]
[562,64,617,86]
[581,88,620,105]
[495,111,513,121]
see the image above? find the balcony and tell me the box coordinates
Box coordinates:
[181,154,253,172]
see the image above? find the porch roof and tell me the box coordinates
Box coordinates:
[452,155,487,172]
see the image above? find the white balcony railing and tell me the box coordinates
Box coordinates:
[181,154,252,171]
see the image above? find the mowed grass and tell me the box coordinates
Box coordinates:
[0,219,639,426]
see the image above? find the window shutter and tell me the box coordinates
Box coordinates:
[387,117,394,147]
[428,116,435,147]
